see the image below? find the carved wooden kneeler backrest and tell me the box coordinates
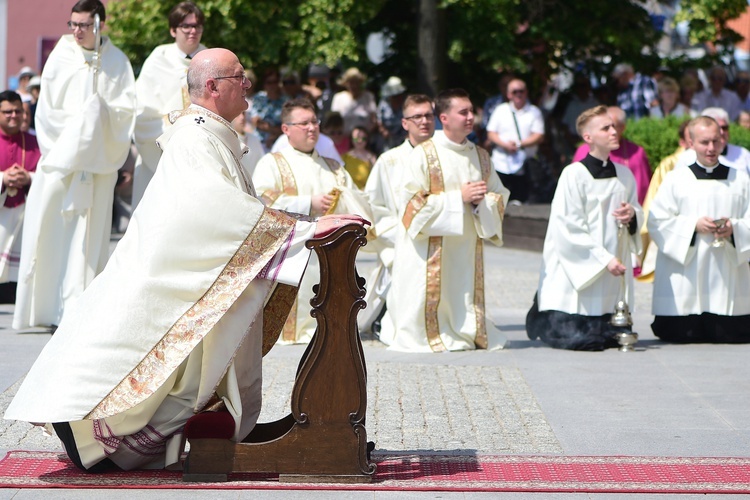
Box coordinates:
[183,224,376,483]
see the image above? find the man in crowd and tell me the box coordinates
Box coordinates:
[385,88,509,352]
[359,94,435,337]
[691,66,741,122]
[648,116,750,343]
[13,0,136,332]
[252,98,372,344]
[0,91,40,303]
[527,105,642,351]
[678,108,750,174]
[573,106,651,204]
[132,1,207,208]
[735,70,750,111]
[612,63,657,121]
[486,78,544,203]
[5,47,367,472]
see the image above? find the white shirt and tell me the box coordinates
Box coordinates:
[486,101,544,174]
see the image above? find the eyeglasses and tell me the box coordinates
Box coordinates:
[177,23,203,33]
[510,89,526,95]
[404,113,435,123]
[286,119,321,128]
[213,74,250,85]
[67,21,95,31]
[737,78,750,84]
[0,109,22,116]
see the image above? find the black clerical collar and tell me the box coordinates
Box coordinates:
[581,153,617,178]
[688,162,730,180]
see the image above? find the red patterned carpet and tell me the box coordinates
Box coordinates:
[1,451,749,493]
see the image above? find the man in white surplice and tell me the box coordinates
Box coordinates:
[526,105,642,351]
[359,94,435,337]
[12,0,136,331]
[132,1,207,208]
[4,48,367,472]
[385,88,509,352]
[252,98,373,344]
[648,116,750,343]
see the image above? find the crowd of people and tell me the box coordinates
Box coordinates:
[2,0,750,474]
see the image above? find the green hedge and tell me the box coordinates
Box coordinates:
[623,116,750,171]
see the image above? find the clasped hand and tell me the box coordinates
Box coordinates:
[612,202,635,224]
[696,216,732,238]
[2,164,31,190]
[462,180,487,205]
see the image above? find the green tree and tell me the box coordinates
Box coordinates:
[106,0,385,75]
[107,0,749,100]
[675,0,748,49]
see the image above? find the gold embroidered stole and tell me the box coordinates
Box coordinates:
[278,155,343,342]
[261,152,299,206]
[322,156,346,215]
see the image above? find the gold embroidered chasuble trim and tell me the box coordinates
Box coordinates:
[407,139,491,352]
[86,208,296,420]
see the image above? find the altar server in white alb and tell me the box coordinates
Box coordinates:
[132,1,207,208]
[526,105,642,351]
[359,93,435,337]
[648,116,750,343]
[4,48,367,472]
[384,88,509,352]
[13,0,136,331]
[252,98,373,344]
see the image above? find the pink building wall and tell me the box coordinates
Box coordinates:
[4,0,111,85]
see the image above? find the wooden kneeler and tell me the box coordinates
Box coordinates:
[183,224,376,483]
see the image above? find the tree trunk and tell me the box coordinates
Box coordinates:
[417,0,444,96]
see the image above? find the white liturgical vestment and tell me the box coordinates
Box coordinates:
[536,157,643,316]
[252,147,373,344]
[359,139,414,331]
[5,105,316,471]
[385,131,509,352]
[648,162,750,316]
[12,35,136,330]
[133,42,207,207]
